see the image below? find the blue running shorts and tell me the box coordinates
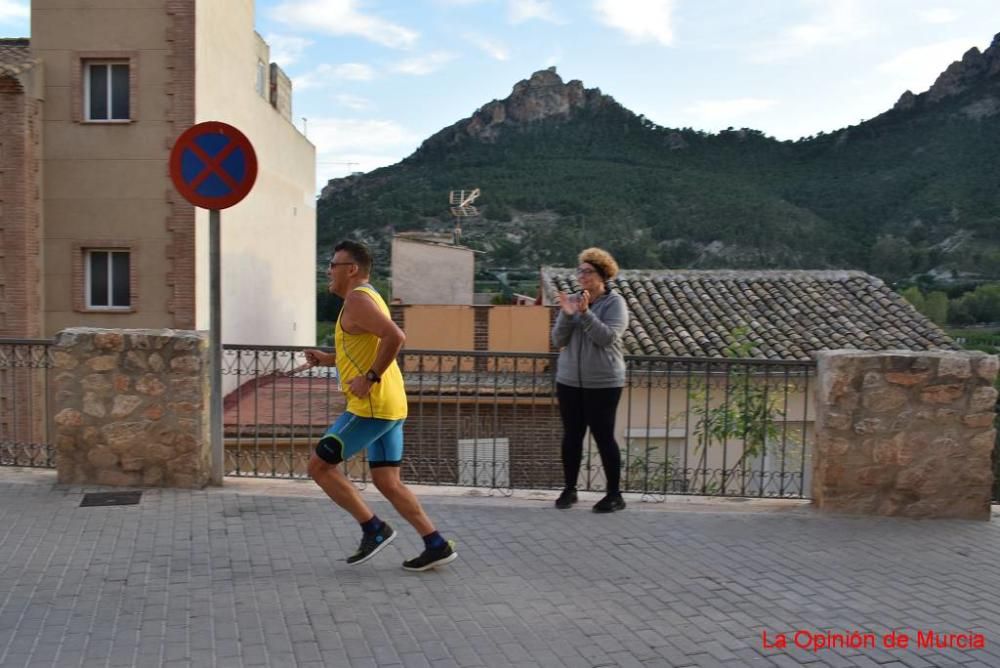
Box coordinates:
[315,412,404,467]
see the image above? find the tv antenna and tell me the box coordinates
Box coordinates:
[448,188,480,244]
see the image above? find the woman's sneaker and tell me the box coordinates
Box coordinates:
[346,523,396,565]
[402,540,458,572]
[554,488,578,509]
[592,493,626,513]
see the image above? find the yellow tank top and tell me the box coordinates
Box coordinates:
[335,285,408,419]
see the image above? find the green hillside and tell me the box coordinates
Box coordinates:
[317,36,1000,290]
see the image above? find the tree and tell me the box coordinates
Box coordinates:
[948,298,975,325]
[901,286,925,312]
[316,290,343,322]
[683,327,801,496]
[870,235,912,282]
[924,291,948,324]
[963,284,1000,322]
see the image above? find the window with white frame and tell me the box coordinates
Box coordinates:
[624,428,687,465]
[85,60,130,121]
[86,250,131,309]
[456,438,509,488]
[744,425,812,496]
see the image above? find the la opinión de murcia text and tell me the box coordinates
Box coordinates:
[761,629,986,652]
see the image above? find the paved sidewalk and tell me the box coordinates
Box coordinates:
[1,468,999,668]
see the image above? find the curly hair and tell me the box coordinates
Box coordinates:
[578,247,620,280]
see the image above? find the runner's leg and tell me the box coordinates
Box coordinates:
[310,412,380,522]
[308,453,372,522]
[311,413,401,564]
[368,420,435,535]
[371,467,435,535]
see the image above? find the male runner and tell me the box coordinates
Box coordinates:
[304,240,457,571]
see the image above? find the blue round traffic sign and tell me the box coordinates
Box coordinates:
[169,122,258,209]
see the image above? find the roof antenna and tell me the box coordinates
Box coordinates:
[448,188,480,244]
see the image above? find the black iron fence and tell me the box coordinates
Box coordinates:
[223,346,817,498]
[4,335,995,503]
[0,339,54,468]
[222,345,341,479]
[995,401,1000,503]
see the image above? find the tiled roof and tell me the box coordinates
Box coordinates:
[0,39,37,77]
[224,374,345,437]
[542,268,959,360]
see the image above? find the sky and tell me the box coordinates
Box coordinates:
[2,1,999,192]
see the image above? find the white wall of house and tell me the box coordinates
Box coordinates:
[583,381,817,495]
[391,237,475,305]
[194,0,316,347]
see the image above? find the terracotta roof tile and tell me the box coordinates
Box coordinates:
[542,268,959,361]
[224,375,345,437]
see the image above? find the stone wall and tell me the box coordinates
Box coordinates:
[813,350,998,520]
[51,328,210,488]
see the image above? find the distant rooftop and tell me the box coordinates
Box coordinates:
[394,232,483,253]
[0,38,36,77]
[542,268,959,361]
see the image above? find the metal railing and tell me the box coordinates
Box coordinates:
[994,402,1000,503]
[222,344,341,480]
[223,345,817,499]
[0,339,54,468]
[6,333,997,502]
[4,335,998,503]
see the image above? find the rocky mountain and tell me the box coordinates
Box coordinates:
[913,33,1000,104]
[317,36,1000,288]
[422,67,618,145]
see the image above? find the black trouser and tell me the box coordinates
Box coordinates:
[556,383,623,495]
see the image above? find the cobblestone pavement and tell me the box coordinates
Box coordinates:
[1,468,998,668]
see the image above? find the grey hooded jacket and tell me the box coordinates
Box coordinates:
[551,290,629,388]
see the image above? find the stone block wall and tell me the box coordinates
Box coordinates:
[813,350,998,520]
[50,328,210,488]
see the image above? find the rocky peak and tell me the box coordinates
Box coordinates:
[416,67,621,150]
[893,89,916,111]
[895,32,1000,111]
[504,67,591,123]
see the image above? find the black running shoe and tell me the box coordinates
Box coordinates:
[592,494,626,513]
[555,488,578,509]
[402,540,458,572]
[346,522,396,565]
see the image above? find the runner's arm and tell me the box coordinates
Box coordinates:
[303,349,335,367]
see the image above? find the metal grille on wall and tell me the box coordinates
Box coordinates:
[23,338,996,503]
[221,345,818,499]
[0,339,53,468]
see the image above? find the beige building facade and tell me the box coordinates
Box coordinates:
[1,1,315,347]
[391,234,477,305]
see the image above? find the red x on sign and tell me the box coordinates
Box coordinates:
[169,122,258,210]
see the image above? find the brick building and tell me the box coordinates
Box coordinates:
[0,1,315,344]
[1,2,317,464]
[0,39,43,339]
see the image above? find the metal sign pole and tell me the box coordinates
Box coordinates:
[169,122,256,488]
[210,208,223,485]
